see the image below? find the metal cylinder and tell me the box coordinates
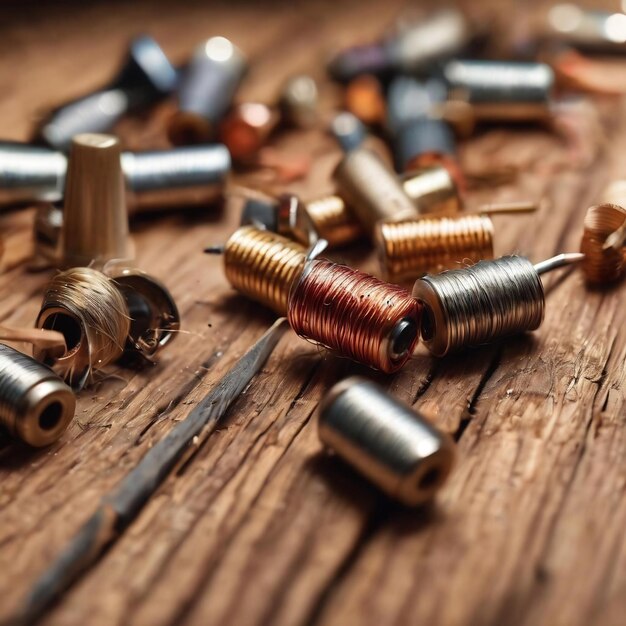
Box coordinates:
[331,112,367,153]
[387,77,457,172]
[444,60,554,122]
[37,36,178,150]
[398,118,457,173]
[279,74,319,129]
[328,9,471,81]
[333,148,419,236]
[413,255,545,356]
[121,144,231,210]
[401,165,461,214]
[59,133,131,268]
[318,377,455,506]
[168,37,247,145]
[376,213,494,284]
[219,103,279,162]
[547,5,626,54]
[1,143,230,212]
[0,344,75,447]
[303,166,460,249]
[0,142,67,206]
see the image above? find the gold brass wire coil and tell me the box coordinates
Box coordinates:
[376,214,495,284]
[580,203,626,284]
[35,267,131,386]
[304,195,364,248]
[223,225,307,315]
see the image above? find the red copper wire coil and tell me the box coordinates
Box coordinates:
[288,259,421,373]
[580,203,626,284]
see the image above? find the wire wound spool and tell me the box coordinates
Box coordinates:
[580,203,626,284]
[0,343,75,447]
[318,377,455,506]
[304,195,364,248]
[288,259,421,373]
[224,225,307,315]
[413,255,545,356]
[35,267,131,385]
[376,213,495,284]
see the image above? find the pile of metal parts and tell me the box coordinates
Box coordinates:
[3,6,626,621]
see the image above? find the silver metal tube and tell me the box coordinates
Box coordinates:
[318,377,455,506]
[1,143,230,211]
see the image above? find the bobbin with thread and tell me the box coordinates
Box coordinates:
[413,253,584,356]
[318,377,455,506]
[35,266,179,386]
[0,343,75,447]
[376,201,536,284]
[580,203,626,284]
[288,259,421,373]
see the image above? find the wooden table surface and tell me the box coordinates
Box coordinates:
[1,1,625,625]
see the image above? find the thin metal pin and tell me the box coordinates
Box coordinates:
[534,252,585,275]
[478,200,538,215]
[203,245,225,254]
[15,319,288,625]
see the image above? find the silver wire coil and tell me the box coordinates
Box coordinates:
[0,344,75,447]
[413,255,545,356]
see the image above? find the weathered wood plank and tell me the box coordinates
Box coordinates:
[0,1,624,626]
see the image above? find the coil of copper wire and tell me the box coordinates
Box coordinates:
[580,203,626,284]
[288,259,421,373]
[413,253,583,356]
[376,213,495,284]
[223,225,308,315]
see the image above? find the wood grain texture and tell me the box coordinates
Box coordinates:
[0,1,625,625]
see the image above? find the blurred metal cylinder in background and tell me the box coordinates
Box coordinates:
[36,36,178,150]
[328,9,472,82]
[547,5,626,53]
[333,148,419,236]
[444,60,554,122]
[121,144,231,210]
[1,143,230,212]
[318,377,455,506]
[168,36,247,144]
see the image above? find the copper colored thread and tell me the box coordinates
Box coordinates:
[376,214,495,284]
[223,226,307,315]
[35,267,130,386]
[580,203,626,284]
[288,259,421,373]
